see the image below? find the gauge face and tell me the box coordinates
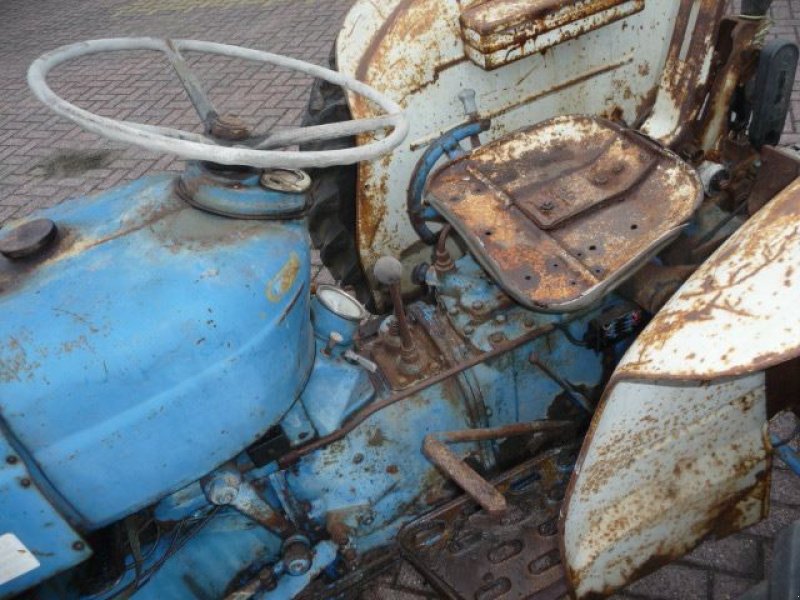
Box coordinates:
[317,286,366,321]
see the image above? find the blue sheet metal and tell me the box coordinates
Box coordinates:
[0,175,314,529]
[0,428,90,598]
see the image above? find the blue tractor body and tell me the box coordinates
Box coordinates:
[0,163,615,598]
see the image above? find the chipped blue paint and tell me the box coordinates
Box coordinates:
[0,175,313,530]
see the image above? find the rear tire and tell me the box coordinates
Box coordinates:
[300,46,371,305]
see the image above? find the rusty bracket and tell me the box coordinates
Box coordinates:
[422,421,573,515]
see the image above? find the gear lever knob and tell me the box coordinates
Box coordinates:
[374,256,404,287]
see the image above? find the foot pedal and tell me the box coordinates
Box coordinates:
[397,447,576,600]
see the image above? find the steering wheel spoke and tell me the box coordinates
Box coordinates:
[125,121,215,144]
[162,39,218,131]
[252,115,399,150]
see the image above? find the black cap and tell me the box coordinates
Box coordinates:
[0,218,58,259]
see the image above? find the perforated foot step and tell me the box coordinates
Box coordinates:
[397,447,577,600]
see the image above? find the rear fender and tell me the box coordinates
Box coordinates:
[561,177,800,598]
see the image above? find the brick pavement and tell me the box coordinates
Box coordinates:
[0,0,799,598]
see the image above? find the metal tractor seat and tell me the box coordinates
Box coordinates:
[425,115,703,312]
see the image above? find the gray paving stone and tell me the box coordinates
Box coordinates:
[713,573,761,600]
[682,534,763,578]
[624,564,710,600]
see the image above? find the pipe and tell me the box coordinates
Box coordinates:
[407,120,490,244]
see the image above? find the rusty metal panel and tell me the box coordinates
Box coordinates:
[426,115,702,311]
[562,373,771,599]
[461,0,645,70]
[560,178,800,596]
[337,0,692,304]
[616,176,800,381]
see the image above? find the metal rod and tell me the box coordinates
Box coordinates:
[423,421,573,514]
[389,283,415,357]
[278,324,555,467]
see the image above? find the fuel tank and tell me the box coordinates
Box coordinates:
[0,175,313,528]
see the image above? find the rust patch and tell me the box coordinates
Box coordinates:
[617,175,800,381]
[748,146,800,215]
[426,115,702,310]
[460,0,645,69]
[265,252,300,302]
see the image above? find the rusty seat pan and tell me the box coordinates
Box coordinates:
[425,115,703,312]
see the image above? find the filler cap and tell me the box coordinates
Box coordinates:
[0,218,57,259]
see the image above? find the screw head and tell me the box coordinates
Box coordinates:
[72,541,85,551]
[5,455,18,465]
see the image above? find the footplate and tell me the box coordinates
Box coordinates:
[397,447,576,600]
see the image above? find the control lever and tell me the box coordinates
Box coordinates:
[374,256,418,365]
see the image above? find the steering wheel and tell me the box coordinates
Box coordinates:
[27,38,408,169]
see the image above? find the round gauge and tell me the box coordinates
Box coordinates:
[316,285,367,321]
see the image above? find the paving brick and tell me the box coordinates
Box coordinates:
[745,503,800,538]
[682,534,763,578]
[624,564,710,600]
[712,573,761,600]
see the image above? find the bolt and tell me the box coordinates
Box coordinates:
[612,162,625,174]
[592,173,609,185]
[282,537,312,576]
[353,453,364,464]
[72,541,85,552]
[471,300,484,311]
[362,515,374,526]
[203,471,241,506]
[6,455,18,465]
[523,318,536,329]
[539,200,555,212]
[489,332,506,344]
[19,478,30,488]
[494,314,507,324]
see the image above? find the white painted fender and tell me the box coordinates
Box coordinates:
[562,178,800,598]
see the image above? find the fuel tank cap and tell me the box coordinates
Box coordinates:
[0,218,57,259]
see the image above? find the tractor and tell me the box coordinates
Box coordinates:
[1,0,800,598]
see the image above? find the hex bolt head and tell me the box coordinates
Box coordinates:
[282,537,313,576]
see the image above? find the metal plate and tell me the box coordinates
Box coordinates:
[461,0,645,70]
[426,115,702,312]
[397,447,576,600]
